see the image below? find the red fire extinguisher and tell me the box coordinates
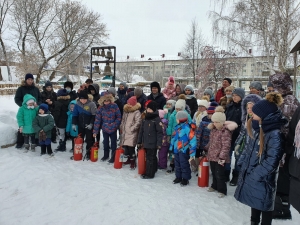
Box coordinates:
[90,142,99,162]
[114,146,125,169]
[138,148,146,175]
[198,156,210,187]
[74,134,83,161]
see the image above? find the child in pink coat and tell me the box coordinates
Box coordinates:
[162,76,176,100]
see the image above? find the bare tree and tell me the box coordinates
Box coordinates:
[210,0,300,73]
[116,58,135,82]
[181,18,206,86]
[0,0,15,81]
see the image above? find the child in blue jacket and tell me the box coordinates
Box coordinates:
[66,100,78,153]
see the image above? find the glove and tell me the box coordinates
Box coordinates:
[137,144,142,149]
[189,156,197,172]
[39,130,47,141]
[218,159,225,166]
[85,124,93,130]
[72,124,77,132]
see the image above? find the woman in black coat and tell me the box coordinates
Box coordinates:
[184,85,198,118]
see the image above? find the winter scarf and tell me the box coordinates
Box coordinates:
[185,94,195,100]
[294,120,300,159]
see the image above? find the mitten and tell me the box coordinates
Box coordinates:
[72,124,77,132]
[189,156,197,172]
[85,124,93,130]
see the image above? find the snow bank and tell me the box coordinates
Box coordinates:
[0,95,19,147]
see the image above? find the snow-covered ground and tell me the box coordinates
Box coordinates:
[0,95,299,225]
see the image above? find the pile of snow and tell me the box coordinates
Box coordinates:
[0,95,19,147]
[131,74,146,83]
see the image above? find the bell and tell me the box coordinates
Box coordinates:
[100,49,106,57]
[92,49,96,55]
[106,50,113,59]
[96,49,100,56]
[103,63,112,75]
[94,64,100,74]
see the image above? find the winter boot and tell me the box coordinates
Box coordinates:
[225,170,230,182]
[123,155,131,165]
[101,151,110,162]
[46,145,54,156]
[166,163,175,174]
[40,145,46,155]
[31,144,36,152]
[180,179,189,186]
[229,170,239,186]
[55,140,62,151]
[60,141,66,151]
[108,151,115,164]
[173,177,182,184]
[24,144,30,153]
[130,156,136,170]
[250,221,259,225]
[273,195,292,220]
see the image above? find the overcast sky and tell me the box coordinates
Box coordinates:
[83,0,215,59]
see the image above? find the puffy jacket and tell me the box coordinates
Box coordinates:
[147,93,166,110]
[16,94,39,134]
[41,87,57,112]
[170,121,197,157]
[14,81,42,107]
[119,103,142,147]
[196,116,211,150]
[52,95,71,128]
[225,101,242,146]
[234,111,286,211]
[161,118,169,147]
[137,111,163,149]
[32,112,55,139]
[66,100,78,137]
[72,99,97,129]
[166,110,192,136]
[88,84,101,106]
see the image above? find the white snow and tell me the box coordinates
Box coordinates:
[0,95,300,225]
[0,66,19,83]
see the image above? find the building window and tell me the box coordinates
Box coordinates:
[243,70,246,72]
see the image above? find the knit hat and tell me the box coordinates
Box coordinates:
[79,91,88,99]
[267,81,273,88]
[158,109,166,119]
[252,93,283,119]
[127,96,137,106]
[184,85,194,92]
[85,78,93,84]
[204,89,213,97]
[39,103,48,112]
[166,99,176,108]
[249,81,263,91]
[147,101,157,112]
[145,100,152,108]
[57,88,68,97]
[269,73,293,96]
[107,87,116,96]
[223,78,232,85]
[176,111,188,123]
[134,87,143,97]
[64,81,73,90]
[211,106,226,124]
[197,100,209,109]
[25,73,34,80]
[207,101,219,114]
[26,99,35,105]
[232,88,245,99]
[120,82,127,88]
[175,94,186,110]
[168,76,175,84]
[150,81,161,93]
[45,80,52,87]
[225,86,235,92]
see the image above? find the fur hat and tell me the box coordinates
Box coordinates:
[25,73,34,80]
[39,103,48,112]
[98,92,114,106]
[168,76,175,84]
[134,87,143,97]
[107,87,116,96]
[78,91,88,99]
[158,109,166,119]
[197,100,209,109]
[211,106,226,124]
[204,89,213,97]
[249,81,263,91]
[120,82,127,88]
[176,111,188,123]
[223,78,232,85]
[147,101,157,112]
[85,78,93,84]
[127,96,137,106]
[166,99,176,108]
[57,88,68,97]
[150,81,161,93]
[175,94,186,110]
[232,88,245,99]
[225,86,235,92]
[269,73,293,96]
[64,81,73,90]
[45,80,52,87]
[252,93,283,119]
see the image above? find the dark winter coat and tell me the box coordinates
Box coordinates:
[185,95,198,118]
[196,116,211,151]
[68,90,78,101]
[137,111,163,149]
[147,93,166,110]
[88,84,101,106]
[41,87,57,112]
[32,113,55,139]
[72,99,97,129]
[52,95,71,128]
[126,91,147,113]
[114,97,123,116]
[225,101,242,146]
[234,111,286,211]
[117,87,128,106]
[14,81,42,107]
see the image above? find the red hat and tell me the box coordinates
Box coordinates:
[127,96,137,106]
[168,76,175,84]
[144,100,152,108]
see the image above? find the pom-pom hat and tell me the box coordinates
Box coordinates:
[127,96,137,106]
[176,111,188,123]
[211,106,226,124]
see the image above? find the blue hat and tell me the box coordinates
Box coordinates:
[25,73,34,80]
[39,103,48,112]
[252,100,278,119]
[232,88,245,99]
[57,88,68,97]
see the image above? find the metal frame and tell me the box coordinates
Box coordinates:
[90,46,116,87]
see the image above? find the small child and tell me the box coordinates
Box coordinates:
[137,101,163,179]
[66,100,78,152]
[170,111,197,186]
[32,104,55,156]
[163,99,176,121]
[162,76,176,100]
[193,100,209,127]
[158,109,169,170]
[16,94,39,152]
[206,106,237,198]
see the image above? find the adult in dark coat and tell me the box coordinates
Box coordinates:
[269,73,300,220]
[14,73,42,148]
[41,80,57,143]
[117,82,128,106]
[64,81,77,101]
[88,83,101,107]
[184,85,198,118]
[287,106,300,213]
[126,87,147,113]
[147,81,166,110]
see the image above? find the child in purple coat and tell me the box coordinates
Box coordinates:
[158,109,169,169]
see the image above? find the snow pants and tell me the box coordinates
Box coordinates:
[23,134,36,145]
[78,127,93,150]
[145,148,158,178]
[210,161,227,195]
[174,152,191,180]
[103,131,117,158]
[158,145,169,169]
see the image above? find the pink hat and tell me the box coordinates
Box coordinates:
[158,109,166,119]
[127,96,137,106]
[168,76,175,84]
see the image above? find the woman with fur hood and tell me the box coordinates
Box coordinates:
[234,93,287,225]
[162,76,176,100]
[119,96,142,170]
[206,106,238,198]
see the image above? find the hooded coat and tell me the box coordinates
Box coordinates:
[170,84,186,101]
[15,81,42,107]
[66,100,78,137]
[32,111,55,139]
[234,111,287,211]
[88,84,101,106]
[126,91,147,113]
[16,94,39,134]
[119,103,142,147]
[52,95,71,128]
[166,109,192,136]
[41,86,57,112]
[162,77,176,100]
